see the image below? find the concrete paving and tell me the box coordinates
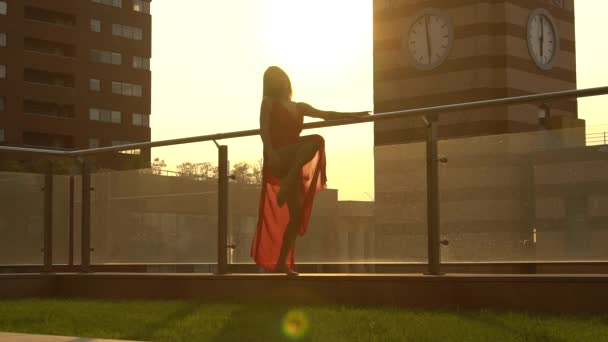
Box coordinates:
[0,332,143,342]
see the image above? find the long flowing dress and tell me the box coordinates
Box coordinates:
[251,99,327,271]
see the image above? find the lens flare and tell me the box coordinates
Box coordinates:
[282,310,309,339]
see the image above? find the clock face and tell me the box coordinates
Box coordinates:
[527,9,560,70]
[404,9,453,70]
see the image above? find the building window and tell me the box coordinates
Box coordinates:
[92,0,122,9]
[0,64,5,79]
[133,56,150,70]
[112,81,143,97]
[111,81,121,94]
[89,138,100,148]
[0,97,5,111]
[0,33,6,47]
[0,129,4,143]
[89,108,122,124]
[90,18,101,32]
[100,109,111,122]
[89,79,101,91]
[90,49,122,65]
[0,1,7,15]
[132,113,150,127]
[134,28,143,41]
[132,113,142,126]
[89,78,101,92]
[111,110,121,123]
[133,0,150,14]
[111,24,121,36]
[89,108,99,121]
[111,52,122,65]
[112,24,143,41]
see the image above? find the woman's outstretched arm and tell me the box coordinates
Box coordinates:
[296,102,369,121]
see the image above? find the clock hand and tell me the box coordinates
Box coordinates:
[425,15,431,64]
[540,16,544,59]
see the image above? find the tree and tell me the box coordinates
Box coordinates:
[151,158,166,175]
[231,162,252,184]
[170,159,263,184]
[176,161,217,180]
[230,160,263,185]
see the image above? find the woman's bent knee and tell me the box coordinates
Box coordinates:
[302,134,324,145]
[303,135,324,151]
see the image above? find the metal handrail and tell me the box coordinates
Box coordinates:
[586,131,608,146]
[2,86,608,157]
[6,86,608,275]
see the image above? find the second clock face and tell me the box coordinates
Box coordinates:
[527,9,560,70]
[404,10,453,70]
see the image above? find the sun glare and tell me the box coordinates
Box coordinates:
[262,0,372,78]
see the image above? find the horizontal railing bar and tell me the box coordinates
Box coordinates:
[1,86,607,157]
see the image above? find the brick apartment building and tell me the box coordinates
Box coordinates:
[0,0,152,169]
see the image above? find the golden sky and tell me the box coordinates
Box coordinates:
[150,1,606,201]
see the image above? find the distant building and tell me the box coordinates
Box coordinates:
[0,0,152,169]
[373,0,580,145]
[372,0,608,263]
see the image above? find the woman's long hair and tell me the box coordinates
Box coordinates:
[263,66,292,99]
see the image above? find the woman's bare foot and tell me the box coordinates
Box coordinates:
[274,264,299,276]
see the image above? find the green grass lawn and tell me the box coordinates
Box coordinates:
[0,299,606,342]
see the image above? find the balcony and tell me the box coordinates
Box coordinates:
[24,6,75,28]
[22,131,74,150]
[24,68,74,88]
[24,100,74,119]
[24,37,76,59]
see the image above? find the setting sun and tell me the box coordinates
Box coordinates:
[261,0,372,79]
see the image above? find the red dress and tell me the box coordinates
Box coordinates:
[251,99,327,271]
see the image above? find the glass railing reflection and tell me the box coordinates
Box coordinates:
[439,127,608,262]
[88,144,220,264]
[0,172,44,265]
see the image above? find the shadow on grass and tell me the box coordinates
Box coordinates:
[211,305,304,342]
[122,301,202,341]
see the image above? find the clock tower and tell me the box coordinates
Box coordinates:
[373,0,579,145]
[373,0,582,262]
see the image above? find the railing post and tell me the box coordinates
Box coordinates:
[68,174,75,267]
[217,144,229,274]
[81,160,92,273]
[604,132,606,146]
[42,161,53,273]
[424,114,442,275]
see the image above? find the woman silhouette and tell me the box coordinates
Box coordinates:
[251,66,368,275]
